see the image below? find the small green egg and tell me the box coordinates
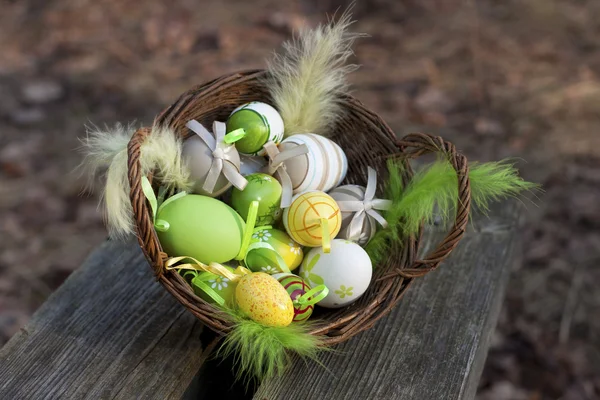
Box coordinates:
[226,110,269,155]
[231,173,282,226]
[226,102,284,155]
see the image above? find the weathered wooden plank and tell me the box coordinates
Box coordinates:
[254,201,522,400]
[0,200,521,400]
[0,239,219,400]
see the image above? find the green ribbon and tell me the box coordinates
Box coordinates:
[168,257,253,306]
[182,269,226,305]
[141,176,186,232]
[244,241,291,274]
[320,218,331,253]
[181,270,198,282]
[294,284,329,307]
[157,185,168,208]
[235,200,259,260]
[223,128,246,144]
[190,273,226,306]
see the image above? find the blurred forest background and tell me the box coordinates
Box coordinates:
[1,0,599,398]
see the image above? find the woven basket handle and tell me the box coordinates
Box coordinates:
[127,127,168,278]
[382,133,471,279]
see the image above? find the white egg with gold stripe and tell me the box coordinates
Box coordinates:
[278,133,348,194]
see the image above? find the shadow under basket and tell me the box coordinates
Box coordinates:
[126,70,472,346]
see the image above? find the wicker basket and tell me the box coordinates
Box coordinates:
[126,70,471,346]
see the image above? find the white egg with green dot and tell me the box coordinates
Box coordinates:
[226,102,285,155]
[299,239,372,308]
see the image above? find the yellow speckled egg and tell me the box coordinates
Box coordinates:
[235,272,294,327]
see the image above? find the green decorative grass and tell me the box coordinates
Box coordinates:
[218,309,323,383]
[366,158,540,266]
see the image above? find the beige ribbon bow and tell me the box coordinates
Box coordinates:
[263,141,309,208]
[335,167,392,242]
[186,120,247,194]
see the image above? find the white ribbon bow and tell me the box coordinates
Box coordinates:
[263,141,309,208]
[335,167,392,242]
[186,120,248,194]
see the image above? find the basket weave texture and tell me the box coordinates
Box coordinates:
[127,70,471,346]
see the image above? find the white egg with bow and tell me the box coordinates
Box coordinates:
[329,167,392,246]
[183,120,248,197]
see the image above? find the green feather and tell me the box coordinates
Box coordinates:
[366,158,540,266]
[218,309,323,383]
[468,160,540,212]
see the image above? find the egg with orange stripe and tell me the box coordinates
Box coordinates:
[272,273,315,322]
[278,133,348,194]
[283,191,342,250]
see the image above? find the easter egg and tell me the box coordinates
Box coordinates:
[156,194,245,264]
[226,102,285,155]
[246,228,303,274]
[235,272,294,327]
[190,265,237,307]
[183,126,242,197]
[231,173,282,226]
[300,239,372,308]
[239,154,267,176]
[272,273,315,322]
[329,185,377,246]
[282,191,341,248]
[278,133,348,194]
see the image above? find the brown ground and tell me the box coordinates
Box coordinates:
[1,1,599,398]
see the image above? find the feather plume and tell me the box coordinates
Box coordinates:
[366,158,541,266]
[266,9,363,136]
[218,308,323,383]
[80,123,191,239]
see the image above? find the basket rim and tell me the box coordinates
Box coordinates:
[126,69,471,345]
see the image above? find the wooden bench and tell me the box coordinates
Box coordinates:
[0,201,522,399]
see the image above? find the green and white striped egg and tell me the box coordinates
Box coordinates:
[226,102,285,155]
[272,273,314,322]
[278,133,348,194]
[329,185,377,246]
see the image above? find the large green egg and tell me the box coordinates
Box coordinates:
[156,194,245,264]
[226,102,285,155]
[231,173,282,226]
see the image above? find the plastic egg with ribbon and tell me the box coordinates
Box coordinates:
[329,167,392,246]
[180,264,237,307]
[283,190,341,253]
[272,273,329,322]
[244,227,303,274]
[231,173,283,226]
[274,133,348,199]
[141,177,259,264]
[183,120,248,197]
[300,239,372,309]
[226,102,285,155]
[167,258,254,310]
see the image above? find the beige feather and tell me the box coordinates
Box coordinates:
[267,10,363,136]
[80,123,191,239]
